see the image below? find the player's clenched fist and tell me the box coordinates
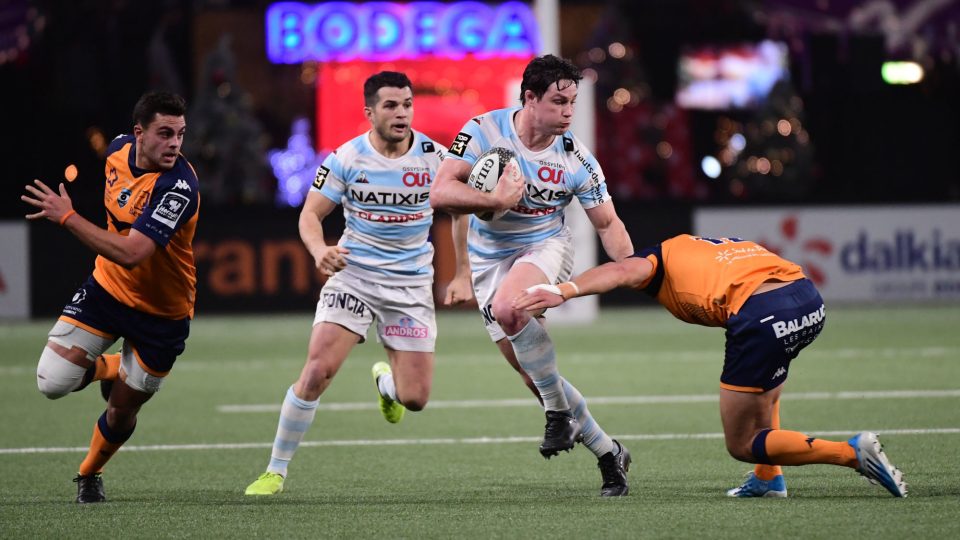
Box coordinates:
[315,245,350,276]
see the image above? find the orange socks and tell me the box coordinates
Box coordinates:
[93,353,120,382]
[753,400,783,481]
[753,428,857,468]
[78,412,135,476]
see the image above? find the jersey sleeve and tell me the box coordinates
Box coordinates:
[132,159,199,247]
[570,145,612,209]
[105,133,134,156]
[312,152,346,204]
[444,117,488,164]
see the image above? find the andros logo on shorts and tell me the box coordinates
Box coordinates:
[384,316,428,338]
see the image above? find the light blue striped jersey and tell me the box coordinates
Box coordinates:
[312,130,446,285]
[445,107,611,264]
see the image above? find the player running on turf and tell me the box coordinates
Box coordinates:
[22,91,200,503]
[431,54,634,496]
[244,71,466,496]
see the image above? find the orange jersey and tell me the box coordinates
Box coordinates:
[637,234,805,327]
[92,134,200,319]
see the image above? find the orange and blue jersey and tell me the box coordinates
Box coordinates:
[636,234,805,327]
[91,134,199,319]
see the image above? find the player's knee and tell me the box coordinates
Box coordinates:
[36,346,88,399]
[403,396,428,412]
[491,300,524,333]
[105,405,139,432]
[296,357,336,397]
[725,438,755,463]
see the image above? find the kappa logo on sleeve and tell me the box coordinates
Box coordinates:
[174,179,192,191]
[151,192,191,229]
[313,165,330,189]
[449,132,472,157]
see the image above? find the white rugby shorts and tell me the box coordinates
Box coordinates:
[471,229,574,341]
[313,269,437,352]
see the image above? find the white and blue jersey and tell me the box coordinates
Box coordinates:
[311,130,446,286]
[445,107,612,267]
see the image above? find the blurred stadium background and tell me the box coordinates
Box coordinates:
[1,0,958,319]
[2,2,959,535]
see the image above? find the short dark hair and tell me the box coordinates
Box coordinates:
[519,54,583,104]
[363,71,412,107]
[132,91,187,128]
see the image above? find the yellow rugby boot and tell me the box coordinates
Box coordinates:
[372,361,405,424]
[245,472,284,495]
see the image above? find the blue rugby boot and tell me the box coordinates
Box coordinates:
[848,432,907,497]
[726,472,788,498]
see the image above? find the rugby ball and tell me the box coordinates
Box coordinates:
[467,147,520,221]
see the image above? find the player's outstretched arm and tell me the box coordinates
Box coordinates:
[584,200,633,262]
[22,179,155,269]
[299,191,348,276]
[443,213,474,306]
[513,257,654,312]
[429,158,522,214]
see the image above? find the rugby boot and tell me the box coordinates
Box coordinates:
[538,409,581,458]
[848,432,908,497]
[371,362,405,424]
[726,472,788,498]
[245,472,285,495]
[598,439,631,496]
[74,473,106,503]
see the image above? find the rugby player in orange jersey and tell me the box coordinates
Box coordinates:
[21,91,199,503]
[514,234,908,498]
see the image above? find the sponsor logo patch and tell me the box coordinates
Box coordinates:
[174,179,192,191]
[151,192,191,229]
[562,136,574,152]
[117,188,132,208]
[313,165,330,189]
[384,316,428,338]
[130,190,150,217]
[71,288,87,304]
[321,292,368,317]
[421,141,435,153]
[449,132,472,157]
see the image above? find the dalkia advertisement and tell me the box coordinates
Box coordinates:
[694,205,960,302]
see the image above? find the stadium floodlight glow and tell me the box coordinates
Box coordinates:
[701,156,722,179]
[881,61,924,85]
[265,1,540,63]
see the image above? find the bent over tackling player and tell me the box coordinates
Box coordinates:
[515,234,908,498]
[21,91,199,503]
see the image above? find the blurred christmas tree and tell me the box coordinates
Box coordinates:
[185,35,272,206]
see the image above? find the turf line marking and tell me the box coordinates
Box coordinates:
[2,428,958,455]
[218,389,960,413]
[2,345,958,375]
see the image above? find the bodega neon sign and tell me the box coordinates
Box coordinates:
[266,1,539,63]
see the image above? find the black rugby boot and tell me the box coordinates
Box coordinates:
[538,409,581,458]
[74,473,106,503]
[598,439,631,497]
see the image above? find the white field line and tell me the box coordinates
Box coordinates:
[1,346,957,375]
[218,389,960,413]
[2,428,958,456]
